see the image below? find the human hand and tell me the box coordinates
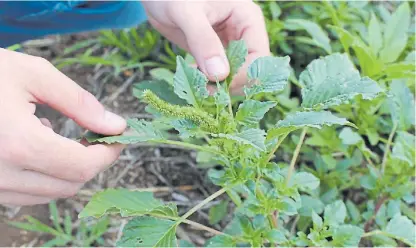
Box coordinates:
[0,49,126,206]
[142,1,270,94]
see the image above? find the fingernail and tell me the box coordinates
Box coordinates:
[205,56,228,77]
[104,110,126,129]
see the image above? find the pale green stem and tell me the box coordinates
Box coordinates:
[263,133,289,165]
[155,140,222,155]
[362,230,414,247]
[286,128,308,185]
[150,213,225,237]
[179,187,227,221]
[381,122,397,174]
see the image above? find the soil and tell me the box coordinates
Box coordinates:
[0,33,219,247]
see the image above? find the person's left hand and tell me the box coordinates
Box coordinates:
[142,1,270,94]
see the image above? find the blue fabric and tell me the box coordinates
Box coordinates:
[0,1,147,47]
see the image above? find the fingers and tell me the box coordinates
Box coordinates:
[0,167,82,198]
[0,192,51,206]
[7,116,124,183]
[39,118,52,129]
[170,4,230,81]
[24,56,126,136]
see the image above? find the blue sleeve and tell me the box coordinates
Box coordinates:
[0,1,148,48]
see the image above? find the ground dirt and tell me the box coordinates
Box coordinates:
[0,33,223,247]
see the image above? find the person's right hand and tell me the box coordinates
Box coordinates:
[0,48,126,206]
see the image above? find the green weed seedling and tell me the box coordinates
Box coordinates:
[9,201,109,247]
[82,39,415,247]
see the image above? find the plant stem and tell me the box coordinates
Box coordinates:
[226,189,242,207]
[150,213,226,237]
[362,230,414,247]
[157,140,221,155]
[286,128,308,185]
[180,187,227,221]
[381,122,397,174]
[263,133,289,165]
[364,195,388,232]
[181,219,224,236]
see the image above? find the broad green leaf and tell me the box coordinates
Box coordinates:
[388,80,415,130]
[133,80,187,106]
[149,68,174,85]
[379,2,411,63]
[209,200,228,225]
[128,119,164,138]
[387,200,401,219]
[206,235,236,247]
[174,56,208,107]
[268,111,351,137]
[324,200,347,226]
[85,134,150,145]
[391,132,415,167]
[265,229,288,244]
[329,25,354,52]
[332,225,364,246]
[235,100,276,127]
[178,240,195,247]
[244,56,291,98]
[117,216,177,247]
[368,13,383,55]
[339,127,362,145]
[293,172,320,190]
[79,189,177,218]
[385,215,416,246]
[311,211,323,229]
[216,128,266,151]
[300,53,383,109]
[171,119,198,139]
[299,196,325,217]
[351,42,383,77]
[285,19,332,54]
[360,175,377,190]
[226,40,248,78]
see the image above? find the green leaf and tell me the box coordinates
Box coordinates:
[216,128,266,151]
[385,215,416,246]
[178,240,195,247]
[244,56,291,98]
[299,196,325,217]
[332,224,364,246]
[206,235,236,247]
[149,68,175,85]
[293,172,320,190]
[268,111,352,137]
[388,80,415,130]
[133,80,187,106]
[285,19,332,54]
[117,216,177,247]
[209,200,228,225]
[379,2,411,63]
[49,201,63,233]
[391,132,415,167]
[311,211,323,229]
[226,40,248,78]
[265,229,288,244]
[346,200,361,224]
[339,127,362,145]
[360,175,377,190]
[235,100,276,127]
[368,13,383,56]
[214,82,230,109]
[171,119,198,139]
[174,56,208,107]
[128,119,164,138]
[387,200,401,219]
[300,53,383,109]
[79,189,177,218]
[324,200,347,226]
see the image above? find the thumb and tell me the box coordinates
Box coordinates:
[174,9,230,81]
[27,59,126,135]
